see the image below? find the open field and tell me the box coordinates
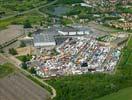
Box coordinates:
[0,56,7,64]
[0,72,50,100]
[0,55,51,100]
[96,87,132,100]
[0,25,23,45]
[0,11,46,29]
[16,46,35,56]
[47,36,132,100]
[0,0,47,17]
[87,21,124,33]
[0,63,14,78]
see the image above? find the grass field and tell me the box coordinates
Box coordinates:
[0,11,45,29]
[0,0,47,16]
[0,63,14,78]
[97,38,132,100]
[16,55,32,62]
[96,87,132,100]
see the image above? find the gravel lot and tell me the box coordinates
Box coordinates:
[0,73,50,100]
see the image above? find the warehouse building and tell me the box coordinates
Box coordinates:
[33,33,56,48]
[33,26,91,49]
[58,26,90,36]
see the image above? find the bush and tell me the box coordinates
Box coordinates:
[23,20,32,28]
[20,41,26,47]
[9,48,17,55]
[30,67,36,74]
[21,62,28,69]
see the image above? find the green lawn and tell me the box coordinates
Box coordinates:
[0,63,14,78]
[96,87,132,100]
[16,55,32,62]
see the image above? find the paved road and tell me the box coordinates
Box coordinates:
[0,0,58,21]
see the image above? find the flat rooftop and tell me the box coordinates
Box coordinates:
[34,33,55,43]
[60,27,78,32]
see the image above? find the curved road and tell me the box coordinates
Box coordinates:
[0,0,58,21]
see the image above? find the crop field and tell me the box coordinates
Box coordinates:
[0,25,23,45]
[0,0,47,16]
[0,11,47,29]
[0,73,50,100]
[96,87,132,100]
[0,63,14,78]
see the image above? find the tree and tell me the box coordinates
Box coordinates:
[30,67,36,74]
[28,32,33,37]
[40,21,43,26]
[20,55,32,62]
[9,48,17,55]
[22,56,28,62]
[20,41,26,47]
[0,49,4,53]
[21,62,27,69]
[23,20,32,28]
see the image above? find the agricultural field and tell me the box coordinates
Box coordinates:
[0,63,14,78]
[0,25,23,45]
[96,87,132,100]
[0,11,46,29]
[0,0,47,17]
[0,73,50,100]
[47,36,132,100]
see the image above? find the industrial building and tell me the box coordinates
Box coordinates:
[58,26,90,35]
[19,36,33,46]
[33,26,91,49]
[33,33,56,48]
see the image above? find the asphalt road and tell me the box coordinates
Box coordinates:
[0,0,58,21]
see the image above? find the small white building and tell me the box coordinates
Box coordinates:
[58,26,90,36]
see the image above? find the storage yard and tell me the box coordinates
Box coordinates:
[28,30,127,77]
[0,73,50,100]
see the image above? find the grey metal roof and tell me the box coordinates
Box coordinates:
[34,33,55,43]
[34,26,60,35]
[60,27,78,32]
